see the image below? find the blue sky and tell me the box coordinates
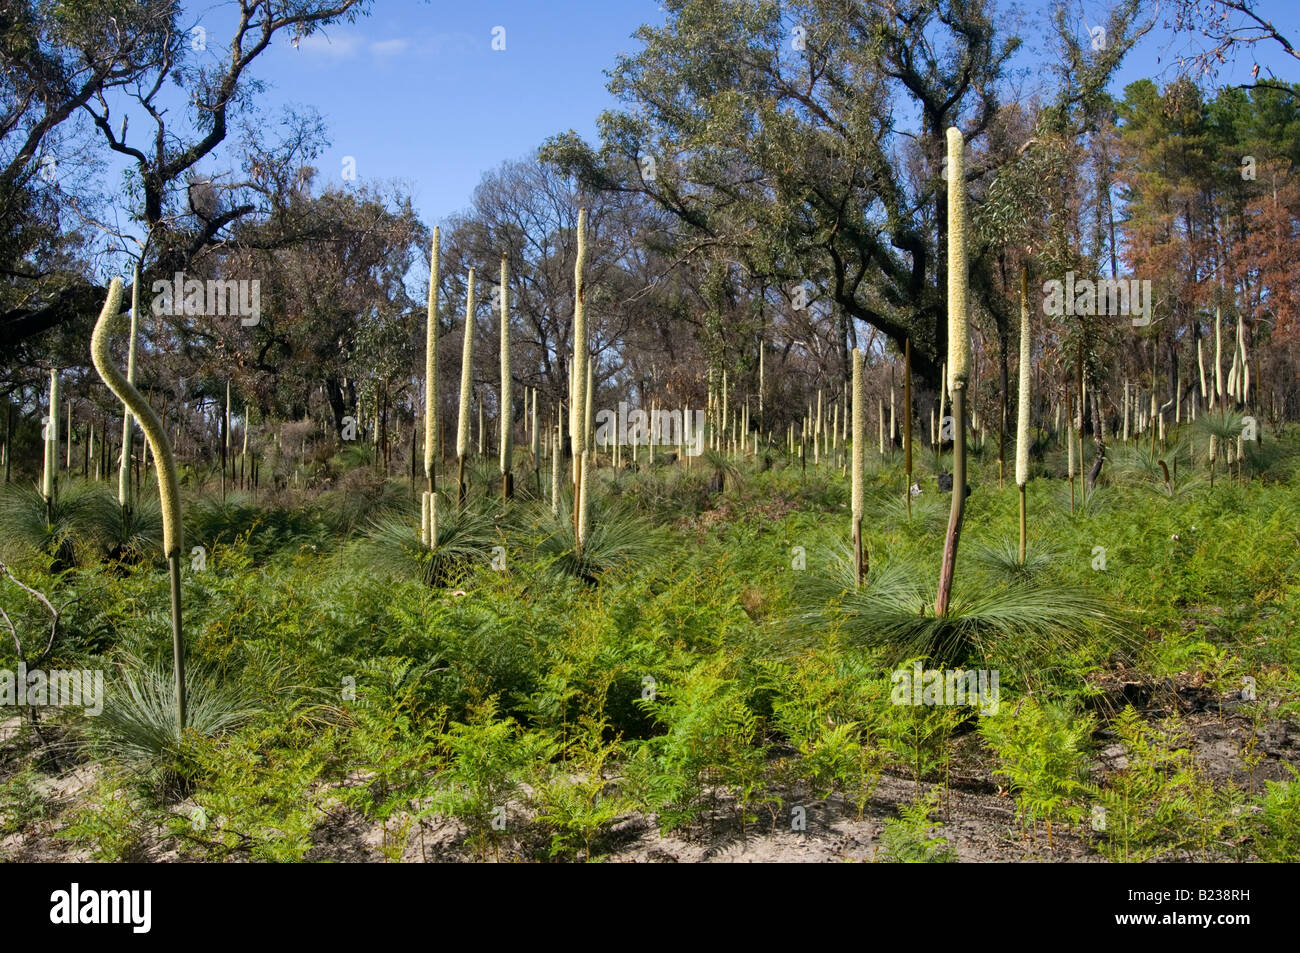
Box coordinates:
[112,0,1299,231]
[228,0,664,223]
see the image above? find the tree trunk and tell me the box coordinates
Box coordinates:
[325,376,348,439]
[935,387,966,617]
[1086,373,1107,492]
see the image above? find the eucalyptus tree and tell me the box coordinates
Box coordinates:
[975,1,1155,491]
[218,183,425,438]
[542,0,1020,392]
[0,0,372,361]
[436,160,587,418]
[0,0,176,359]
[1165,0,1300,82]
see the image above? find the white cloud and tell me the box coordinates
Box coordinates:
[293,31,361,58]
[291,32,410,61]
[369,39,409,59]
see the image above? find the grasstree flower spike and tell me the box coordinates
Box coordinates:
[1122,378,1130,442]
[531,389,540,470]
[422,228,440,541]
[936,125,968,618]
[721,370,728,433]
[118,263,141,509]
[889,381,896,445]
[1213,306,1223,409]
[551,422,561,517]
[878,397,884,456]
[1016,266,1032,564]
[1067,396,1076,477]
[500,254,514,500]
[571,208,589,550]
[456,269,475,504]
[1228,333,1239,403]
[530,389,541,496]
[91,277,186,733]
[851,347,867,586]
[1197,334,1207,401]
[42,369,59,512]
[223,380,231,498]
[815,389,822,465]
[1238,316,1249,405]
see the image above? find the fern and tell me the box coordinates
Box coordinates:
[979,696,1096,847]
[876,790,955,862]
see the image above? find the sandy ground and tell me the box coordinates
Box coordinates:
[3,679,1296,863]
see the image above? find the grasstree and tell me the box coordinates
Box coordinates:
[91,277,186,733]
[570,208,589,552]
[41,369,59,522]
[117,264,141,510]
[814,388,822,465]
[531,389,540,493]
[1067,391,1076,512]
[422,228,440,545]
[1016,266,1032,564]
[851,347,867,585]
[456,268,475,505]
[1238,314,1250,406]
[721,369,729,449]
[1122,377,1130,442]
[889,379,896,453]
[240,407,249,490]
[936,126,969,618]
[1238,313,1252,477]
[1206,305,1225,484]
[1213,306,1223,410]
[499,254,514,501]
[551,422,561,517]
[1197,334,1208,415]
[222,380,231,498]
[580,302,594,541]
